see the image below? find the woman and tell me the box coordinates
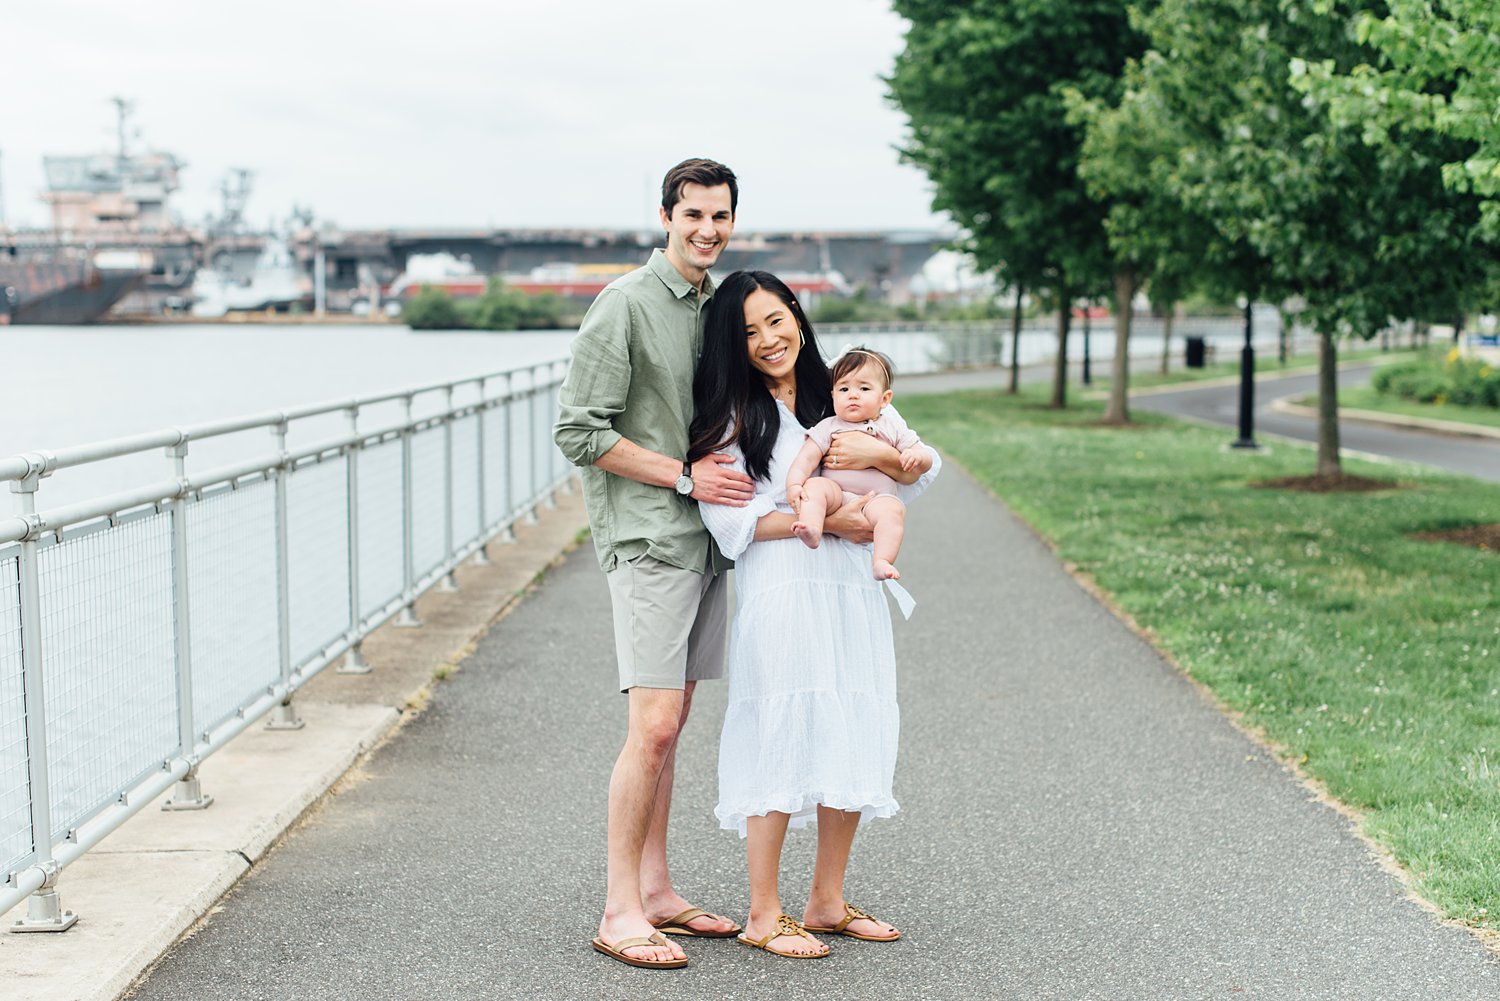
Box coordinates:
[688,271,940,958]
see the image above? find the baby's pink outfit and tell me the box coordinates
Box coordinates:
[805,410,924,499]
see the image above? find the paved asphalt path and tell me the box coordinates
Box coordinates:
[1129,364,1500,483]
[128,461,1499,999]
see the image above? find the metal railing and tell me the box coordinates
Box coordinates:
[0,358,572,927]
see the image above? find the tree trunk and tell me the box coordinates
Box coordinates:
[1159,306,1174,375]
[1103,269,1136,424]
[1008,285,1023,394]
[1051,300,1071,409]
[1316,331,1341,477]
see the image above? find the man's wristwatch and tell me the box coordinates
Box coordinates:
[674,461,694,496]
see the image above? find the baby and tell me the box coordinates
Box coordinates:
[786,347,932,580]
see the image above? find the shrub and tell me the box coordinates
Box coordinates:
[402,285,466,329]
[1373,352,1500,408]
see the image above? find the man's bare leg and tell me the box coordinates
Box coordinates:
[638,684,739,935]
[598,687,688,963]
[863,495,906,580]
[792,477,844,549]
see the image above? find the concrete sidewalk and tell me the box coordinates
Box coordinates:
[0,491,589,1001]
[118,461,1498,999]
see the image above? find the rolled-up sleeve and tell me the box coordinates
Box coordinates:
[697,442,777,560]
[554,289,631,467]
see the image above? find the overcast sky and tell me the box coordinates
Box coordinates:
[4,1,947,234]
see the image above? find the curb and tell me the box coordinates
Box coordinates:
[1271,396,1500,441]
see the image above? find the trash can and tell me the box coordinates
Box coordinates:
[1185,335,1207,368]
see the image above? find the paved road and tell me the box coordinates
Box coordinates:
[1130,364,1500,483]
[129,462,1499,999]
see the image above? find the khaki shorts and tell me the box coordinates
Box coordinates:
[605,553,728,692]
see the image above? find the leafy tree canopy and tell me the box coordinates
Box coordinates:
[887,0,1145,304]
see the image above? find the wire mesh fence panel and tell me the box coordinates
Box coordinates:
[286,457,351,667]
[451,414,481,551]
[186,480,280,734]
[409,427,447,582]
[0,550,30,877]
[479,406,507,530]
[38,514,177,838]
[356,439,404,621]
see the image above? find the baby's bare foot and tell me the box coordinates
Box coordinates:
[792,522,821,549]
[873,559,899,581]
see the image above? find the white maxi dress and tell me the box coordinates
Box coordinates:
[699,401,940,836]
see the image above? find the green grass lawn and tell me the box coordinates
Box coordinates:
[1305,386,1500,432]
[901,386,1500,931]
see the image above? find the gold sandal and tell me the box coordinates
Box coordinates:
[804,902,902,942]
[736,913,830,959]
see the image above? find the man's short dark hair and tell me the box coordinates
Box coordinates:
[661,158,738,218]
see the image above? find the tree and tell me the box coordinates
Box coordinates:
[1104,0,1485,476]
[888,1,1142,408]
[1293,2,1500,239]
[1068,76,1213,421]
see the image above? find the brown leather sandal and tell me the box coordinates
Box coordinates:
[652,906,742,938]
[804,902,902,942]
[590,931,688,969]
[736,913,830,959]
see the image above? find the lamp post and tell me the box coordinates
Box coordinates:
[1231,297,1260,449]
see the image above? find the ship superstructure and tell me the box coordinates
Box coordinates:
[3,98,196,321]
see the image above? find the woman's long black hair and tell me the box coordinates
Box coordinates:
[688,270,833,483]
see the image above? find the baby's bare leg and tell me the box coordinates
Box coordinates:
[792,477,844,549]
[862,495,907,580]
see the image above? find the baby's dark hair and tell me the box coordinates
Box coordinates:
[829,346,895,389]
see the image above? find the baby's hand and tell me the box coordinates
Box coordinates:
[787,483,805,513]
[899,448,924,472]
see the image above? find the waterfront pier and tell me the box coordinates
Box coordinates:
[5,347,1500,998]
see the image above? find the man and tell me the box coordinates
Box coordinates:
[554,158,755,969]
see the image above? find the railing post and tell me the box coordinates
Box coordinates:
[395,394,422,627]
[9,468,78,932]
[527,365,543,521]
[338,405,370,674]
[162,441,213,809]
[266,420,303,729]
[472,377,492,565]
[438,386,459,592]
[499,372,516,543]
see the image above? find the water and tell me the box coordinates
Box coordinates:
[1,323,576,509]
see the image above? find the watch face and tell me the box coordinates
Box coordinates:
[675,475,693,495]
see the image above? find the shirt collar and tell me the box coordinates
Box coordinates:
[648,248,715,301]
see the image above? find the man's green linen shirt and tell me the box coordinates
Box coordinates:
[554,249,723,573]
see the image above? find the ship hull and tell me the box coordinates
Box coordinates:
[0,259,146,324]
